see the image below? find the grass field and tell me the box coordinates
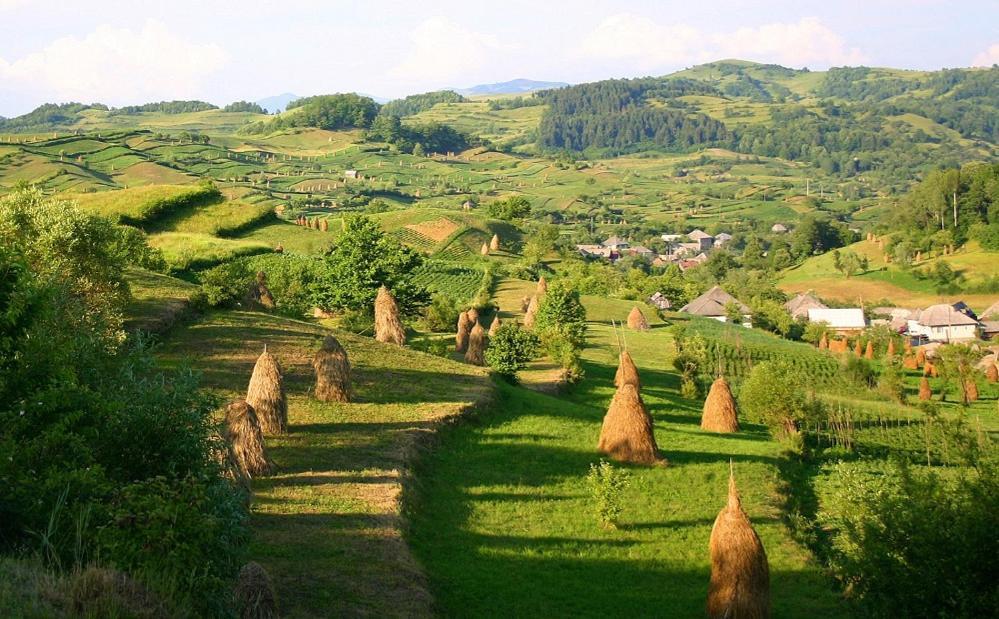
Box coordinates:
[148,232,271,271]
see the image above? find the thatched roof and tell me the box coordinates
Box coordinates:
[913,304,980,327]
[784,292,827,319]
[981,300,999,320]
[680,286,750,317]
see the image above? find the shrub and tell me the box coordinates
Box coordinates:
[484,323,540,382]
[421,294,461,333]
[877,358,906,403]
[739,359,820,437]
[533,283,587,377]
[842,356,877,388]
[586,460,629,529]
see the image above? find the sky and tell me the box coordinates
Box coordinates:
[1,0,997,117]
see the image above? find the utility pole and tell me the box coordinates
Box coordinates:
[805,177,810,197]
[953,191,958,228]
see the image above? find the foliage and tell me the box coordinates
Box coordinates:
[739,359,821,436]
[891,163,999,246]
[0,102,107,131]
[486,196,532,220]
[533,283,587,375]
[832,249,869,278]
[877,358,906,403]
[936,344,982,405]
[379,90,466,117]
[586,460,629,529]
[111,100,218,115]
[484,323,541,382]
[199,253,324,316]
[222,100,266,114]
[366,114,470,153]
[245,93,379,133]
[421,293,461,333]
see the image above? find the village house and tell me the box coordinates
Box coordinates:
[806,308,867,333]
[771,223,788,234]
[713,232,733,247]
[649,292,672,310]
[679,285,751,326]
[784,292,827,320]
[687,229,715,251]
[602,235,629,251]
[907,303,980,343]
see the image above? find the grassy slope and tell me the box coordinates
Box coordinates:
[155,309,492,618]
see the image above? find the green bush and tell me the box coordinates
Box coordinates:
[586,460,629,529]
[533,282,587,377]
[484,323,540,382]
[421,294,461,333]
[739,359,821,437]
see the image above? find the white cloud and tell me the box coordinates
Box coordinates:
[971,43,999,67]
[388,17,510,84]
[576,14,867,71]
[0,20,228,105]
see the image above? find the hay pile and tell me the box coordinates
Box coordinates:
[919,377,932,401]
[915,347,926,367]
[864,340,874,359]
[520,296,531,312]
[246,348,287,435]
[465,322,487,366]
[614,350,641,389]
[818,333,828,350]
[886,339,896,357]
[455,311,472,352]
[313,335,351,403]
[224,400,273,478]
[480,242,490,256]
[490,233,500,251]
[466,307,479,324]
[924,361,938,378]
[987,363,999,383]
[853,340,862,356]
[524,295,539,329]
[234,562,278,619]
[706,468,771,619]
[536,276,548,296]
[597,384,663,465]
[964,379,979,403]
[701,377,739,433]
[70,567,166,619]
[904,340,913,354]
[374,285,406,346]
[489,315,502,337]
[627,306,650,331]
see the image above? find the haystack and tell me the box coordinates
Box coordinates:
[466,307,479,325]
[488,315,502,337]
[247,272,275,309]
[274,244,284,254]
[627,306,650,331]
[597,384,663,465]
[706,468,770,619]
[904,339,912,354]
[455,311,472,352]
[234,562,278,619]
[520,296,531,312]
[464,322,487,366]
[903,354,918,370]
[853,340,862,356]
[320,218,329,232]
[313,335,351,403]
[919,377,932,401]
[701,377,739,433]
[864,340,874,359]
[224,400,272,478]
[614,350,641,389]
[374,285,406,346]
[965,379,979,403]
[524,295,539,329]
[923,361,938,378]
[886,339,896,357]
[536,276,548,296]
[480,242,490,255]
[915,347,926,367]
[818,333,828,350]
[489,233,500,251]
[246,348,287,435]
[986,363,999,383]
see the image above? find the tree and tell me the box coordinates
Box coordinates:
[487,196,531,220]
[833,249,867,278]
[534,282,587,377]
[937,344,981,405]
[739,359,819,437]
[484,323,540,382]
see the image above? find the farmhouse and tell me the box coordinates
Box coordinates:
[680,285,751,326]
[603,235,629,251]
[784,292,827,320]
[649,292,671,310]
[688,229,715,251]
[807,308,867,333]
[771,223,788,234]
[714,232,733,246]
[907,303,980,343]
[981,300,999,320]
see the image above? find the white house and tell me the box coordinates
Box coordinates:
[807,308,867,333]
[602,235,630,251]
[907,304,980,342]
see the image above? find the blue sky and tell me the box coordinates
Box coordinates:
[1,0,997,116]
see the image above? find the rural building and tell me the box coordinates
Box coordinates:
[629,245,655,260]
[714,232,733,246]
[872,307,916,331]
[907,304,980,343]
[981,321,999,340]
[980,300,999,320]
[806,308,867,333]
[649,292,671,310]
[344,169,358,179]
[771,223,788,234]
[576,244,615,259]
[602,236,630,251]
[679,285,751,325]
[661,234,683,243]
[785,292,827,320]
[688,229,715,250]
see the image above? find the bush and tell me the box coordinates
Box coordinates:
[586,460,629,529]
[533,283,587,377]
[484,323,540,382]
[486,196,531,220]
[421,294,461,333]
[739,359,820,437]
[842,356,877,388]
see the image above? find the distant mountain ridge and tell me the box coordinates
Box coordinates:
[457,79,569,96]
[254,93,300,114]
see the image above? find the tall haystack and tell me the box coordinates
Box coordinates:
[455,311,472,352]
[488,315,502,337]
[536,276,548,296]
[320,218,329,232]
[818,333,828,350]
[489,233,500,251]
[904,339,912,354]
[465,322,487,366]
[915,347,926,367]
[234,562,278,619]
[480,242,490,256]
[924,361,938,377]
[627,306,650,331]
[224,400,272,478]
[374,285,406,346]
[520,296,531,312]
[524,295,539,329]
[903,354,918,370]
[246,348,287,435]
[919,377,932,401]
[614,350,641,389]
[466,307,479,325]
[864,340,874,359]
[886,339,896,357]
[597,384,663,465]
[853,340,863,356]
[706,468,770,619]
[701,377,739,433]
[964,379,979,403]
[986,363,999,383]
[313,335,351,403]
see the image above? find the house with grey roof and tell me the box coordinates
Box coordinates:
[679,285,751,326]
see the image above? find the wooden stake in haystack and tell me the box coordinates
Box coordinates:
[864,340,874,360]
[488,314,502,337]
[524,295,540,329]
[465,322,487,366]
[489,233,500,251]
[246,347,288,435]
[627,306,649,331]
[313,335,351,403]
[597,384,663,465]
[701,377,739,433]
[536,276,548,296]
[706,465,771,619]
[455,311,473,352]
[234,561,278,619]
[374,285,406,346]
[224,400,273,478]
[919,376,932,401]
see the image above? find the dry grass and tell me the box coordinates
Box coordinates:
[455,312,472,352]
[313,335,351,403]
[701,377,739,433]
[627,306,650,331]
[464,323,487,366]
[597,384,663,465]
[404,217,461,242]
[225,399,273,478]
[374,286,406,346]
[246,348,288,435]
[234,562,278,619]
[614,350,641,389]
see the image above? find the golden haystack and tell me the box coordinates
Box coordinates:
[614,350,641,389]
[466,307,480,325]
[536,276,548,296]
[597,384,663,465]
[886,339,896,357]
[903,354,918,370]
[488,315,502,337]
[480,242,490,255]
[246,348,288,435]
[464,322,487,366]
[706,469,770,619]
[524,295,540,329]
[924,361,938,378]
[234,562,278,619]
[274,244,284,254]
[313,335,351,403]
[986,363,999,383]
[853,340,863,356]
[919,377,932,401]
[224,400,272,478]
[520,296,531,312]
[489,233,500,251]
[374,285,406,346]
[455,311,472,352]
[818,333,828,350]
[965,379,979,403]
[701,377,739,433]
[904,339,912,354]
[627,306,650,331]
[915,347,926,367]
[320,218,329,232]
[864,340,874,359]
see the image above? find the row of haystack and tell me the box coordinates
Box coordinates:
[480,233,502,255]
[456,306,501,366]
[295,215,330,232]
[520,277,548,329]
[819,334,881,359]
[598,349,767,617]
